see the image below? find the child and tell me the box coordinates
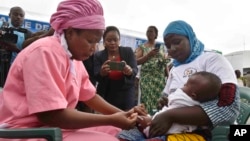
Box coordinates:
[117,71,222,140]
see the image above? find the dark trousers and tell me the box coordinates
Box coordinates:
[0,50,11,87]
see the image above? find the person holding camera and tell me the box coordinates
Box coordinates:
[0,6,32,63]
[135,25,170,115]
[0,6,32,87]
[94,26,138,111]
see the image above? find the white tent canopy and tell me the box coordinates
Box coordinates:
[1,0,250,54]
[0,0,60,22]
[0,0,149,40]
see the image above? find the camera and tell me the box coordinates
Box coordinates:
[0,27,28,43]
[108,61,125,71]
[155,43,161,49]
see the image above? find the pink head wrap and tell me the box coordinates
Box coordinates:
[50,0,105,34]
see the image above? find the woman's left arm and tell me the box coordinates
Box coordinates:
[149,105,210,137]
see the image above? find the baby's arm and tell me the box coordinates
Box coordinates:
[137,116,152,138]
[143,126,150,138]
[157,95,168,110]
[136,115,152,132]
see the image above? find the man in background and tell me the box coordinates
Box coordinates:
[235,69,245,87]
[0,6,32,87]
[244,71,250,87]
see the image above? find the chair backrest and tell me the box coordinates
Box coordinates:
[0,127,62,141]
[237,87,250,124]
[239,86,250,104]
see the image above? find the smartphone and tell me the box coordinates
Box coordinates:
[108,61,125,71]
[155,43,161,49]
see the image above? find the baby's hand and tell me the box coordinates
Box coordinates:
[111,109,138,130]
[157,96,168,110]
[133,104,148,116]
[136,115,151,131]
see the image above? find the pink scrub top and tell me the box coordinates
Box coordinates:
[0,36,120,141]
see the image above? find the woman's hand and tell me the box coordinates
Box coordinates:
[111,109,138,130]
[147,48,159,58]
[122,61,133,76]
[100,60,111,76]
[137,115,152,129]
[133,104,148,116]
[149,111,172,138]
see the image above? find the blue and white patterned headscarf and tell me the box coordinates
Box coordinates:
[163,20,204,67]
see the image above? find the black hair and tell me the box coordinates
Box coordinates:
[147,25,158,39]
[195,71,221,90]
[103,26,120,40]
[235,70,241,78]
[193,71,222,102]
[9,6,24,15]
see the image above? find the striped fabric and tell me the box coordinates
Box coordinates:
[201,84,240,127]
